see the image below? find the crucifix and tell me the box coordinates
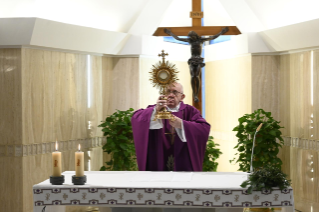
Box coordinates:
[153,0,241,114]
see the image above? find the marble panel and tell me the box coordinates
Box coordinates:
[7,145,14,156]
[89,55,103,138]
[22,49,51,144]
[277,145,290,179]
[102,57,140,116]
[251,55,280,120]
[0,145,5,157]
[279,54,291,137]
[101,57,113,119]
[313,50,319,140]
[289,52,311,139]
[205,55,252,134]
[22,144,27,156]
[21,49,89,145]
[22,153,52,212]
[90,146,104,171]
[59,140,64,151]
[15,144,23,157]
[204,55,251,172]
[0,157,23,212]
[0,48,22,145]
[46,142,51,154]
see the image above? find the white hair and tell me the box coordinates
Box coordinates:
[168,82,184,94]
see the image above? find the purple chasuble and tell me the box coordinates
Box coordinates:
[131,102,210,171]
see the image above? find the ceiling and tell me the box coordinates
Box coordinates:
[1,0,319,34]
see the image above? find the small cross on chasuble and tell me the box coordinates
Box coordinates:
[165,123,176,171]
[165,125,176,145]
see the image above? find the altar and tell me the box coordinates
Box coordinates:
[33,171,294,212]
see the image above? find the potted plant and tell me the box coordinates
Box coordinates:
[98,108,137,171]
[203,136,222,171]
[241,165,292,212]
[231,109,284,172]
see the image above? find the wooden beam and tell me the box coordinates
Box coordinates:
[153,26,241,36]
[192,0,202,27]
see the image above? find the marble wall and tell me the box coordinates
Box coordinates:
[0,48,22,146]
[205,55,252,172]
[205,51,319,210]
[251,55,280,120]
[0,49,24,212]
[277,51,319,210]
[102,57,140,115]
[205,54,281,172]
[0,47,142,212]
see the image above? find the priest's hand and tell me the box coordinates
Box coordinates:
[156,95,167,112]
[169,115,182,129]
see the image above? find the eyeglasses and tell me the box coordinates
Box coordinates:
[165,90,183,96]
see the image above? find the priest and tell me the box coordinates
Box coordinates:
[131,82,210,171]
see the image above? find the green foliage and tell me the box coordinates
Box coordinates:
[240,165,291,194]
[230,109,284,172]
[98,108,137,171]
[203,136,222,172]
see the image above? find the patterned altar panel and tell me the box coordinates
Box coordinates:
[33,187,293,208]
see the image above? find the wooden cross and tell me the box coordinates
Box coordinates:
[153,0,240,114]
[153,0,241,36]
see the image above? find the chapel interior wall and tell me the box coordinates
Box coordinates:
[277,51,319,208]
[0,48,24,212]
[205,54,252,172]
[0,47,142,212]
[5,43,319,211]
[204,49,319,210]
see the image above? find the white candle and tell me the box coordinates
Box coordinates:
[52,141,62,177]
[75,144,84,176]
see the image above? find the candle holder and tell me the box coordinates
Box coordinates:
[50,175,65,185]
[72,175,87,185]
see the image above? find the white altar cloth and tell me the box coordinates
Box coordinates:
[33,171,294,211]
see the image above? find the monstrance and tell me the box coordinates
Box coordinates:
[150,50,179,120]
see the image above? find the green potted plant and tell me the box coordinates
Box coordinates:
[231,109,284,172]
[240,165,291,194]
[241,165,292,212]
[203,136,222,171]
[98,108,137,171]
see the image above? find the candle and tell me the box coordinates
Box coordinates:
[75,144,84,176]
[52,141,62,177]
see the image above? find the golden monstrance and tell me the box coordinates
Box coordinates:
[149,50,179,120]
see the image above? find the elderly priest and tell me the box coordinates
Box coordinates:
[132,82,210,171]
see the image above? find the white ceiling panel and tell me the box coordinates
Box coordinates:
[204,0,235,26]
[159,0,192,27]
[245,0,319,30]
[0,0,149,32]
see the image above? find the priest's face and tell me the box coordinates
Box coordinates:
[166,83,185,108]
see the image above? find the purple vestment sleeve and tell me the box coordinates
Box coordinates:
[131,106,154,171]
[183,107,210,171]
